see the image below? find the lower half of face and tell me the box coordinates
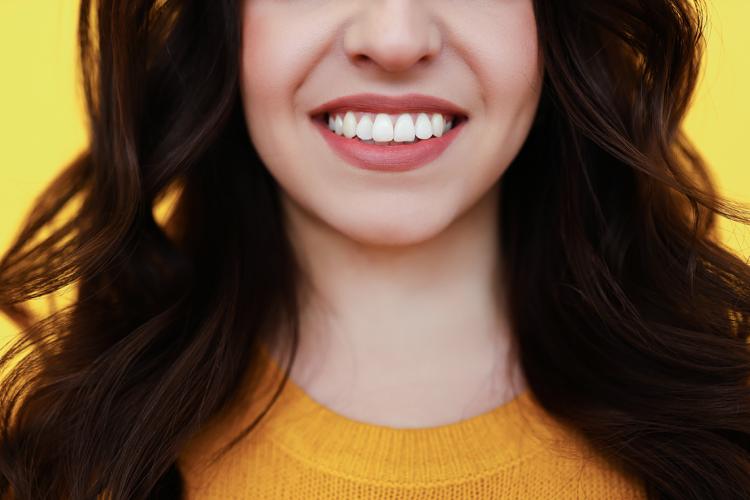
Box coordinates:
[240,0,543,247]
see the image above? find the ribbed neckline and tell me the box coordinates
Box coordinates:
[252,342,562,484]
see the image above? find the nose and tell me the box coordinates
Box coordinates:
[343,0,442,74]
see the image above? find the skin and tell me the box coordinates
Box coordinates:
[239,0,543,428]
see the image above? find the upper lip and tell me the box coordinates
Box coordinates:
[309,93,469,118]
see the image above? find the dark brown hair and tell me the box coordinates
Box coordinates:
[1,0,749,498]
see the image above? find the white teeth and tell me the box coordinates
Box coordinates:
[414,113,433,140]
[342,111,358,138]
[356,114,374,140]
[334,115,343,135]
[393,114,416,142]
[327,111,459,143]
[372,114,394,142]
[431,114,445,138]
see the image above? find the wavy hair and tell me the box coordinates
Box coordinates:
[1,0,749,498]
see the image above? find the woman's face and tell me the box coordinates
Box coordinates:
[239,0,543,246]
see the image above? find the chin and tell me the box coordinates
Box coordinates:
[328,211,452,249]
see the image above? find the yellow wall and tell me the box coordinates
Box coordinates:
[683,2,750,255]
[0,2,748,341]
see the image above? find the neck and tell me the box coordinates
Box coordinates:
[268,182,524,425]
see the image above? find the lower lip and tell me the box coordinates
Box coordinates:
[312,117,466,172]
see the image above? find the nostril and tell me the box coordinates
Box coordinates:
[351,54,374,67]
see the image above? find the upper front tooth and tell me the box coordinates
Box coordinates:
[356,114,374,140]
[431,114,445,138]
[372,114,394,142]
[414,113,433,140]
[334,115,344,135]
[342,111,358,138]
[393,114,416,142]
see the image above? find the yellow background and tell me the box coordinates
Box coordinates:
[0,2,748,341]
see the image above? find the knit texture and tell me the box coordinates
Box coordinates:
[178,345,647,499]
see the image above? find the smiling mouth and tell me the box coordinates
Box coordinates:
[311,112,469,146]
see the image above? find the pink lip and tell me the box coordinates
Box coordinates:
[309,93,468,172]
[308,92,469,117]
[312,118,466,172]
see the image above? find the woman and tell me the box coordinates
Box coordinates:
[1,0,749,498]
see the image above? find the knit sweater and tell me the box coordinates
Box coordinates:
[177,346,647,499]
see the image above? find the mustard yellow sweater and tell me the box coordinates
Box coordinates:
[178,346,646,499]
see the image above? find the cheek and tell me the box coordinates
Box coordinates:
[453,3,541,210]
[239,3,314,180]
[461,2,541,109]
[465,3,542,167]
[239,3,311,116]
